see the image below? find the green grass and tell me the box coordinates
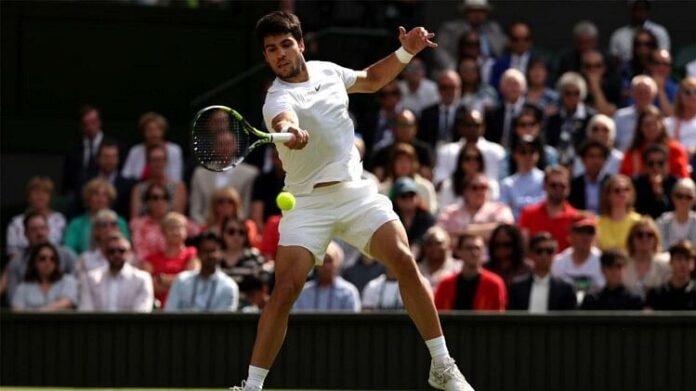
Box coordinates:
[0,388,319,391]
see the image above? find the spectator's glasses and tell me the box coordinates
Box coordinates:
[467,184,489,192]
[681,88,696,97]
[397,192,417,199]
[591,125,610,133]
[563,89,581,97]
[147,194,169,201]
[532,247,556,256]
[572,226,596,235]
[514,147,537,156]
[646,159,665,168]
[37,254,58,262]
[462,154,481,162]
[582,62,604,70]
[459,121,481,128]
[107,247,128,255]
[216,198,235,205]
[95,220,118,228]
[516,120,537,128]
[673,192,695,201]
[611,186,630,195]
[634,231,656,240]
[547,181,568,190]
[225,228,246,237]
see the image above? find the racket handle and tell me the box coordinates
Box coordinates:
[270,132,295,143]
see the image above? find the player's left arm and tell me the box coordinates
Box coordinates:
[348,26,437,94]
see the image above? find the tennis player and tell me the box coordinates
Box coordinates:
[233,11,473,391]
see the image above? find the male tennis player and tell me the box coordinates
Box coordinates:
[232,11,474,391]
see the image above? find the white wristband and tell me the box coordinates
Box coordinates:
[394,46,414,64]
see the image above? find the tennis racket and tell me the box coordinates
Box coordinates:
[191,105,295,172]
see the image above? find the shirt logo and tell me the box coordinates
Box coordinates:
[314,84,321,92]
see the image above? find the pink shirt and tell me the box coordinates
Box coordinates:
[437,201,514,234]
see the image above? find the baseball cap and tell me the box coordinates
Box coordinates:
[572,216,597,233]
[393,177,418,197]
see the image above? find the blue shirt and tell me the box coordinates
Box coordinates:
[164,269,239,312]
[584,176,602,215]
[293,276,361,312]
[500,167,546,219]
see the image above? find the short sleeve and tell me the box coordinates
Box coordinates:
[11,284,28,309]
[262,90,293,131]
[59,275,79,306]
[332,63,358,89]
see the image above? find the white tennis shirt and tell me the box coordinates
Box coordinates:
[263,61,363,195]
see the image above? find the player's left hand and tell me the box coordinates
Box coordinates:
[399,26,437,55]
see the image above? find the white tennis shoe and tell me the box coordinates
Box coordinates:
[428,357,475,391]
[229,381,261,391]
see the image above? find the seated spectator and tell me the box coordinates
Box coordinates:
[250,146,285,233]
[525,58,558,115]
[2,212,77,303]
[379,143,438,215]
[5,176,66,258]
[76,209,122,277]
[489,22,536,92]
[294,242,361,312]
[645,240,696,310]
[122,112,183,181]
[552,218,605,303]
[438,141,499,211]
[458,56,497,113]
[434,233,507,311]
[418,71,461,150]
[519,166,580,251]
[597,174,642,251]
[500,135,546,219]
[142,212,199,307]
[572,114,624,178]
[581,50,622,116]
[204,187,259,246]
[544,72,596,166]
[664,77,696,157]
[342,254,386,296]
[557,20,601,76]
[165,232,239,312]
[79,233,153,312]
[620,105,689,178]
[11,242,78,311]
[580,249,644,310]
[613,76,659,151]
[362,267,404,311]
[507,108,559,176]
[641,49,678,115]
[609,0,670,64]
[508,232,577,312]
[656,178,696,247]
[483,224,531,287]
[619,28,659,99]
[220,216,265,285]
[569,140,611,214]
[485,69,527,147]
[359,80,404,153]
[456,30,496,90]
[438,173,513,240]
[80,140,134,218]
[391,177,435,255]
[633,144,678,218]
[434,108,505,192]
[417,226,461,289]
[257,215,281,261]
[624,217,671,297]
[398,58,439,117]
[238,273,272,313]
[63,178,129,256]
[129,144,187,219]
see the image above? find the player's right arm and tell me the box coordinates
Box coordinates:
[269,111,309,150]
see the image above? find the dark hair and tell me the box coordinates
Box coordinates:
[97,140,120,157]
[669,240,695,260]
[506,21,531,39]
[642,143,668,162]
[457,232,482,249]
[144,182,170,201]
[579,139,610,159]
[529,231,557,252]
[631,27,658,76]
[256,11,303,47]
[387,143,420,179]
[630,105,667,150]
[23,211,47,232]
[24,242,63,283]
[600,249,628,268]
[146,143,168,162]
[452,143,485,197]
[488,224,526,269]
[509,133,547,173]
[78,104,98,122]
[221,216,251,249]
[194,231,225,251]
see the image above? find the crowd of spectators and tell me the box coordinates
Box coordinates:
[3,0,696,313]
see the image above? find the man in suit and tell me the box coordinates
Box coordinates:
[508,232,577,312]
[569,140,610,214]
[633,144,678,219]
[489,22,535,91]
[79,233,153,312]
[484,68,527,147]
[418,70,462,150]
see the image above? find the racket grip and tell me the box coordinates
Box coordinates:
[271,132,295,143]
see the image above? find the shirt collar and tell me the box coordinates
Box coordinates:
[533,273,550,285]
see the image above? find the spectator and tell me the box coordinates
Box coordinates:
[76,209,122,277]
[641,49,678,115]
[580,249,644,310]
[391,177,435,255]
[80,140,134,218]
[620,28,660,93]
[417,226,461,289]
[624,217,671,297]
[569,140,610,214]
[508,232,577,312]
[613,76,658,151]
[63,178,129,256]
[508,106,559,174]
[342,255,386,295]
[11,242,78,311]
[525,58,558,115]
[437,173,513,240]
[552,218,605,303]
[434,107,505,192]
[434,233,507,311]
[489,22,536,91]
[456,30,496,88]
[418,71,462,150]
[500,135,546,219]
[220,216,265,285]
[581,50,622,116]
[572,114,624,177]
[434,0,506,71]
[360,80,403,153]
[619,105,689,178]
[129,144,188,219]
[250,146,285,233]
[656,178,696,247]
[238,273,272,313]
[5,177,66,258]
[632,144,678,218]
[2,212,77,303]
[557,20,601,76]
[202,187,255,240]
[122,112,183,182]
[645,240,696,310]
[398,58,439,117]
[485,69,527,147]
[664,77,696,157]
[142,212,199,307]
[165,232,239,312]
[519,166,580,251]
[379,143,438,215]
[609,0,670,64]
[438,141,500,211]
[369,109,434,182]
[597,174,642,251]
[362,267,404,310]
[545,72,596,165]
[483,224,531,287]
[294,242,361,312]
[458,56,497,113]
[79,233,154,312]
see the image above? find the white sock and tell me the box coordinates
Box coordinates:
[425,336,450,366]
[246,365,269,390]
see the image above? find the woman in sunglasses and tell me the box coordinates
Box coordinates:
[203,187,260,247]
[624,217,670,297]
[656,178,696,247]
[664,77,696,158]
[438,142,499,211]
[597,174,642,251]
[12,242,77,311]
[220,216,266,286]
[483,224,530,287]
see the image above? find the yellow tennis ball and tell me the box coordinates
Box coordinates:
[276,191,296,211]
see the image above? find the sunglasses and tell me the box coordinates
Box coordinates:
[673,192,695,201]
[37,254,58,262]
[95,221,118,228]
[398,192,417,199]
[582,62,604,70]
[517,121,537,128]
[548,182,568,190]
[612,186,631,194]
[573,226,596,235]
[147,194,169,201]
[515,147,537,156]
[468,184,489,191]
[646,159,665,168]
[225,228,246,237]
[462,154,481,162]
[634,231,656,240]
[107,247,128,255]
[533,247,556,256]
[459,121,481,128]
[563,90,581,97]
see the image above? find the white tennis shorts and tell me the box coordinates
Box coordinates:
[278,179,399,265]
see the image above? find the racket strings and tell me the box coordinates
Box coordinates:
[192,110,253,171]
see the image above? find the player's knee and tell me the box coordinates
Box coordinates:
[271,278,305,308]
[390,250,418,279]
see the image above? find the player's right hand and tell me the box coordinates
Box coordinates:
[284,126,309,150]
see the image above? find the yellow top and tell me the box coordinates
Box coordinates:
[597,211,643,251]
